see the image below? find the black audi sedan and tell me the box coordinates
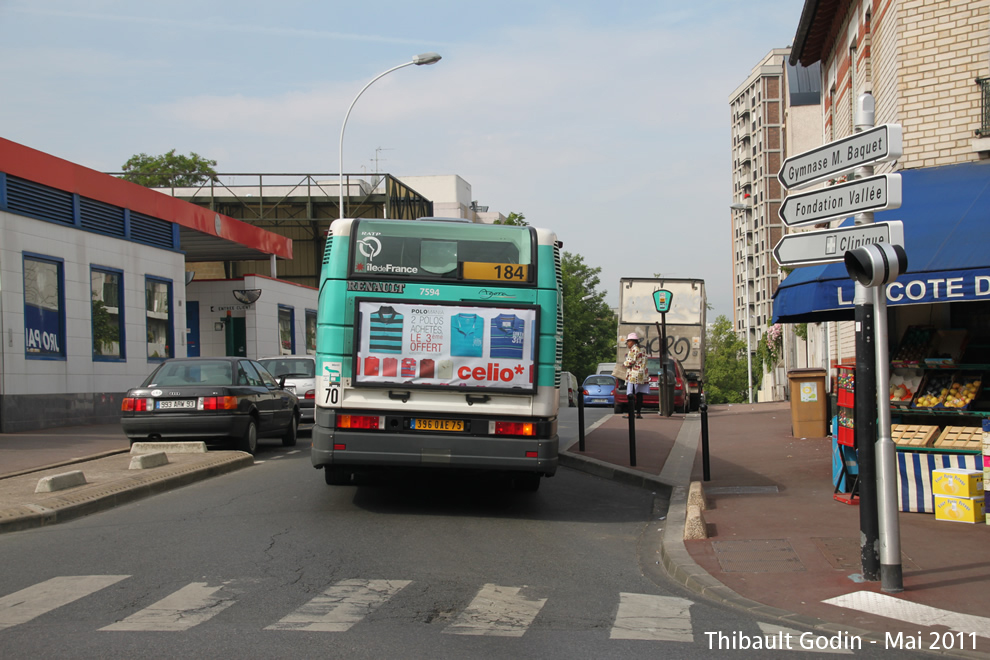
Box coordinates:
[120,357,300,454]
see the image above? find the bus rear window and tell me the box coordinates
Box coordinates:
[351,219,533,282]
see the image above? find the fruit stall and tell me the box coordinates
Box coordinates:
[886,326,986,521]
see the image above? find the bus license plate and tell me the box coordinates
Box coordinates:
[157,400,196,409]
[412,418,464,432]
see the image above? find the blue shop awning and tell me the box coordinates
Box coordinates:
[772,161,990,324]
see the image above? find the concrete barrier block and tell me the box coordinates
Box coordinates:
[35,470,87,493]
[688,481,707,510]
[130,442,207,454]
[129,451,170,470]
[683,504,708,540]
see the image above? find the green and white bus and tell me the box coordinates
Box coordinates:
[311,217,563,490]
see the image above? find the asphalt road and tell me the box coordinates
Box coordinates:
[0,408,925,659]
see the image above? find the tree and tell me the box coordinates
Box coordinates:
[495,211,528,226]
[560,251,616,382]
[121,150,218,188]
[703,315,750,404]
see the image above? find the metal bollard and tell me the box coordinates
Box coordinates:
[627,397,637,467]
[700,389,710,481]
[577,388,586,452]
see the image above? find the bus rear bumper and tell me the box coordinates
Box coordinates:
[311,423,558,476]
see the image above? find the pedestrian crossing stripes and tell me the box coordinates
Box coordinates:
[445,583,546,637]
[0,575,128,631]
[266,579,411,632]
[823,591,990,640]
[101,581,239,632]
[0,574,849,650]
[610,593,694,641]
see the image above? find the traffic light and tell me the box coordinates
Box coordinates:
[844,242,908,287]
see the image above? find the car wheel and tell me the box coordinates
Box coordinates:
[239,418,258,455]
[324,465,351,485]
[613,402,623,414]
[282,412,298,447]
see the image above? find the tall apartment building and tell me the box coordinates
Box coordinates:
[776,0,990,375]
[729,49,821,401]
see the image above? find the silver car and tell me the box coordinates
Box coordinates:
[258,355,316,423]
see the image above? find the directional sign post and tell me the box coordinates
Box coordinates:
[777,124,903,190]
[772,221,904,268]
[778,174,902,227]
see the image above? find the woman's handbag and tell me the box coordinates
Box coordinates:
[611,363,628,382]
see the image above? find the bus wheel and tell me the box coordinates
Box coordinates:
[324,466,351,485]
[515,473,541,492]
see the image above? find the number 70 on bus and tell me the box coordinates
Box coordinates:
[320,362,342,406]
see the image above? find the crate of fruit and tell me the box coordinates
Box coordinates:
[889,370,923,407]
[911,372,955,409]
[891,325,936,367]
[940,374,982,411]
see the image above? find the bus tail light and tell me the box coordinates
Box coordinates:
[337,414,381,430]
[494,421,534,436]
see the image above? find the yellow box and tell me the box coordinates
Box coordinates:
[932,468,984,497]
[934,495,986,523]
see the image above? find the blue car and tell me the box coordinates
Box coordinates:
[581,374,617,407]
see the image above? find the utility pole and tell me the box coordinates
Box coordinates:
[852,92,880,581]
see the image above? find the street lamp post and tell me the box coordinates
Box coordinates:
[338,52,442,220]
[730,201,754,403]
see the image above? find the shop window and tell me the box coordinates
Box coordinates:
[305,309,317,355]
[145,277,173,360]
[278,305,295,355]
[23,253,66,359]
[92,267,125,360]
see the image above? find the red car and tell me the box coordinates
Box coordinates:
[613,356,688,414]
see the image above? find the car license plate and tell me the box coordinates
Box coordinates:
[411,418,464,432]
[157,400,196,410]
[591,399,605,404]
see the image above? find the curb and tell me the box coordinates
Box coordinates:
[563,430,990,659]
[0,453,254,535]
[0,449,131,481]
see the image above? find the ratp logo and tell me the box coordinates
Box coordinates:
[357,236,382,262]
[323,364,341,384]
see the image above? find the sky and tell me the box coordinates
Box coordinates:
[0,0,806,322]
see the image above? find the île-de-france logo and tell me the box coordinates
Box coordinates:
[356,236,382,267]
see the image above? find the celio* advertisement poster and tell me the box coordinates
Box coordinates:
[353,300,538,392]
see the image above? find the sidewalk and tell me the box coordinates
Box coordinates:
[563,402,990,658]
[0,425,251,533]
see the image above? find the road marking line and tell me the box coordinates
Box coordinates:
[101,581,237,631]
[823,591,990,639]
[609,592,694,641]
[758,623,853,654]
[445,583,547,637]
[0,575,129,630]
[266,579,411,632]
